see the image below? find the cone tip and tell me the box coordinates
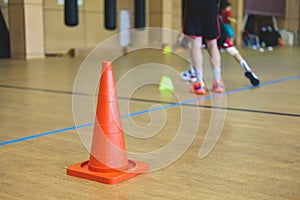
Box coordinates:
[102,61,112,70]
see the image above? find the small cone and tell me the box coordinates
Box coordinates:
[67,61,149,184]
[162,45,171,54]
[159,75,174,91]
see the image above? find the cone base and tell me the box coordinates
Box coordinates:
[67,160,149,184]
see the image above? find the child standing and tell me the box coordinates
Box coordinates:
[221,1,236,44]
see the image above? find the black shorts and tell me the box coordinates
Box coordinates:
[183,0,220,40]
[217,17,233,48]
[203,18,234,48]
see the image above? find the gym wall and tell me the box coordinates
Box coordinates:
[44,0,117,53]
[2,0,300,57]
[42,0,300,54]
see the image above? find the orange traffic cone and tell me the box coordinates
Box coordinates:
[67,61,149,184]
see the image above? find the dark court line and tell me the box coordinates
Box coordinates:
[0,74,300,147]
[0,84,89,96]
[120,97,300,118]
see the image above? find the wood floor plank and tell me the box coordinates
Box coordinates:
[0,47,299,199]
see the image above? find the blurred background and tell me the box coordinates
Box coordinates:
[0,0,299,59]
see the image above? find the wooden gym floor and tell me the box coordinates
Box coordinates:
[0,46,299,199]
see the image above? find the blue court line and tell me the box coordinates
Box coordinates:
[1,75,299,147]
[122,74,300,118]
[0,123,93,147]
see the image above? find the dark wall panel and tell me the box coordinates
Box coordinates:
[244,0,286,16]
[0,8,10,58]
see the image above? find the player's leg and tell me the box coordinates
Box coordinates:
[226,46,260,86]
[206,39,225,93]
[203,1,224,93]
[189,37,206,94]
[182,1,207,94]
[181,60,197,82]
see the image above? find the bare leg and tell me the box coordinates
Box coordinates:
[233,53,243,63]
[233,53,254,72]
[226,47,260,86]
[206,39,222,82]
[226,46,252,72]
[190,37,203,82]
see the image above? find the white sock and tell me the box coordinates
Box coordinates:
[240,60,251,72]
[213,68,221,82]
[189,60,195,75]
[195,67,203,82]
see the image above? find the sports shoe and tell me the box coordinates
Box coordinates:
[181,70,197,82]
[245,71,260,86]
[190,82,206,95]
[212,81,225,93]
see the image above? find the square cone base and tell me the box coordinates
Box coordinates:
[67,160,149,184]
